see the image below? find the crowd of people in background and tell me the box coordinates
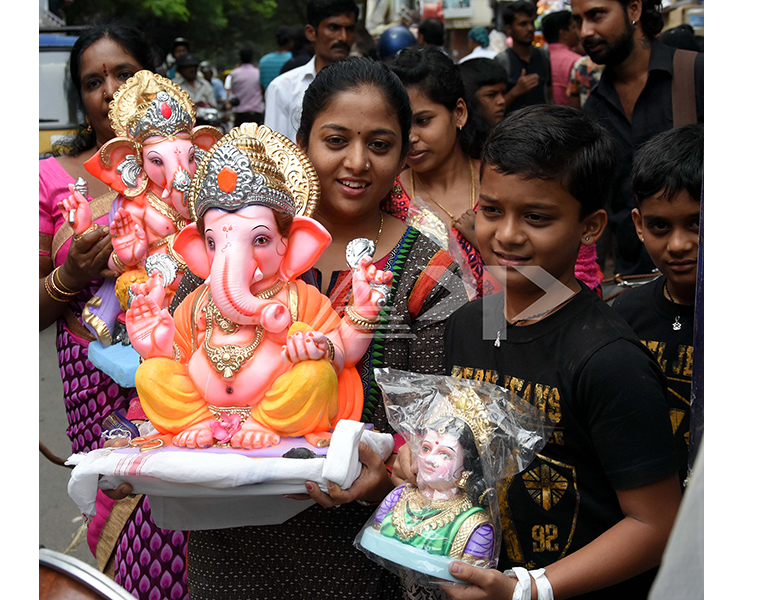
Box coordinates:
[40,1,704,599]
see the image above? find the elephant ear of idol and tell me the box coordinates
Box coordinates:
[83,69,200,195]
[186,123,321,222]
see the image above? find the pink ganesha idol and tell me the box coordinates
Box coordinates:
[125,123,393,450]
[59,70,222,346]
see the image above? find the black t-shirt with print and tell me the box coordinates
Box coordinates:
[444,285,678,600]
[611,276,694,488]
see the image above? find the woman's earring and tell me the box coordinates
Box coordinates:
[456,471,471,489]
[631,20,637,28]
[585,236,590,242]
[83,117,93,134]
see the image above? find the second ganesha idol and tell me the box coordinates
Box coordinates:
[125,123,393,450]
[62,70,223,346]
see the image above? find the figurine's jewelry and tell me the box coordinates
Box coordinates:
[344,305,381,332]
[456,470,472,490]
[663,280,683,331]
[111,251,128,272]
[324,337,336,362]
[146,191,188,232]
[208,404,252,424]
[203,299,264,379]
[477,488,495,505]
[391,485,472,541]
[254,279,285,299]
[430,388,497,456]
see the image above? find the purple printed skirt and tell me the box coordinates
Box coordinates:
[55,320,189,600]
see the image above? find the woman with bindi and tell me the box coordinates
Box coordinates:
[184,57,469,600]
[38,21,191,600]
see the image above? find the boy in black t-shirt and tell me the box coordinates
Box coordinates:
[611,124,703,489]
[393,106,681,600]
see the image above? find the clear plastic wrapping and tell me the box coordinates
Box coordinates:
[355,368,553,589]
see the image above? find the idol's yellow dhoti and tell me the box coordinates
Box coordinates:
[135,280,363,436]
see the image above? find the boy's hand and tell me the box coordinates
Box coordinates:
[442,562,516,599]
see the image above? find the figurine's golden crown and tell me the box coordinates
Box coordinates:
[187,123,320,221]
[108,70,195,143]
[431,387,497,456]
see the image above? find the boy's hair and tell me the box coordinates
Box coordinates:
[541,10,573,44]
[631,124,703,206]
[459,57,508,92]
[502,1,536,27]
[306,0,359,29]
[481,105,616,218]
[418,18,445,46]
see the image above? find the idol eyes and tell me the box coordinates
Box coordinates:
[207,238,215,251]
[253,235,271,247]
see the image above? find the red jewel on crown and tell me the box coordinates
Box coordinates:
[161,102,172,119]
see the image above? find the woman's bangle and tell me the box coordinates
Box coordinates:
[44,272,77,302]
[52,267,78,294]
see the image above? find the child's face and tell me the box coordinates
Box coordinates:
[475,83,508,126]
[476,166,605,295]
[631,189,700,290]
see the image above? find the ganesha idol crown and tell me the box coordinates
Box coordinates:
[187,123,320,221]
[108,70,195,143]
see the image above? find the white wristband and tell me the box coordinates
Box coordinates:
[530,568,554,600]
[504,567,532,600]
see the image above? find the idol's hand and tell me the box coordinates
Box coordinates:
[125,294,175,359]
[110,207,147,266]
[59,184,93,235]
[282,330,331,363]
[351,256,392,318]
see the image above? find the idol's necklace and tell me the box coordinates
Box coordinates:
[663,280,683,331]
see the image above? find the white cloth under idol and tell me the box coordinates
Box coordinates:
[67,419,394,530]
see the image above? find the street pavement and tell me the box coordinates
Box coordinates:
[39,324,97,568]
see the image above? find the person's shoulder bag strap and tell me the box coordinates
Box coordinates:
[672,49,698,128]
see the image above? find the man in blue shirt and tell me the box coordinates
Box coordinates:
[259,26,294,90]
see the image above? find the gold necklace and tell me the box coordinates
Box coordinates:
[146,190,187,232]
[203,299,264,380]
[254,279,285,300]
[391,485,473,541]
[409,158,475,227]
[374,212,384,247]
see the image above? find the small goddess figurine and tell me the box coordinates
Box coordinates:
[359,386,499,580]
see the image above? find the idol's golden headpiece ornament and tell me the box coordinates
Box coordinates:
[108,70,195,144]
[187,123,320,221]
[429,387,497,456]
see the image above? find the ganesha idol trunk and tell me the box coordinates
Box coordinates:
[66,122,395,530]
